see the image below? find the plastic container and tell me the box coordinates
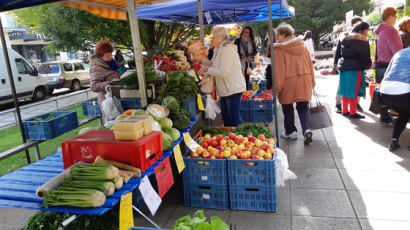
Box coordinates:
[82,99,102,116]
[229,184,277,212]
[125,115,153,135]
[183,155,228,185]
[227,158,276,186]
[61,130,163,172]
[120,98,142,110]
[114,129,144,141]
[183,183,228,209]
[23,111,78,140]
[113,120,143,132]
[181,96,199,117]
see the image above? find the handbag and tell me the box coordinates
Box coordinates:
[369,90,383,114]
[309,89,333,130]
[198,75,215,94]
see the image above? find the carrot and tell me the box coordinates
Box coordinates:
[123,109,135,116]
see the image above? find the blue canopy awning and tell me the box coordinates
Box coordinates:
[137,0,294,25]
[0,0,61,12]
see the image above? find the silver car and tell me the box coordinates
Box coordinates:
[38,60,90,94]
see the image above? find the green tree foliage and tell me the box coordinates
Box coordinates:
[286,0,374,46]
[14,4,207,52]
[241,21,281,43]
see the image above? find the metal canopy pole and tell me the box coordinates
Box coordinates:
[280,1,283,22]
[268,0,279,147]
[0,17,31,163]
[127,0,148,107]
[197,0,204,42]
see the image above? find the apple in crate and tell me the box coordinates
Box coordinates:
[228,140,235,147]
[217,145,225,152]
[264,152,273,160]
[258,134,266,141]
[219,139,227,146]
[202,151,210,158]
[201,142,209,149]
[251,154,260,160]
[212,140,219,148]
[243,137,249,145]
[257,149,266,158]
[255,139,263,147]
[216,134,224,141]
[196,146,205,155]
[251,147,260,155]
[223,150,231,158]
[230,155,238,159]
[261,142,269,151]
[228,132,236,140]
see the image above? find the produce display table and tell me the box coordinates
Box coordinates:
[0,118,196,215]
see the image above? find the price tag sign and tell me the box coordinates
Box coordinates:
[183,132,200,152]
[252,83,260,90]
[139,176,162,216]
[173,144,185,173]
[197,94,205,111]
[119,192,134,230]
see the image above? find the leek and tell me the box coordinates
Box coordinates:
[42,188,106,208]
[61,177,115,196]
[70,163,118,180]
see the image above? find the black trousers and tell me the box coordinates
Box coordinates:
[381,93,410,140]
[281,101,310,135]
[376,65,392,122]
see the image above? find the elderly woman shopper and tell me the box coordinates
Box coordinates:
[196,27,246,126]
[234,26,257,86]
[380,47,410,151]
[273,23,315,144]
[89,40,121,120]
[398,16,410,49]
[338,22,371,119]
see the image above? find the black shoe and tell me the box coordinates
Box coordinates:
[342,112,350,117]
[380,121,393,127]
[357,104,363,112]
[388,139,400,152]
[336,104,342,114]
[304,129,313,145]
[349,113,365,119]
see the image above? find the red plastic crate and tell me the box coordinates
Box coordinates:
[61,130,163,172]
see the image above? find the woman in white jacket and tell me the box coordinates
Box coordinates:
[303,30,315,62]
[196,27,247,126]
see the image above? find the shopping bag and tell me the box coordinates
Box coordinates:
[309,89,332,130]
[101,85,123,121]
[205,94,220,120]
[198,75,215,94]
[369,90,382,115]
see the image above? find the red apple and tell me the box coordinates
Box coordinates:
[223,150,231,158]
[264,152,273,160]
[212,140,219,148]
[257,149,266,158]
[209,155,216,159]
[212,136,217,141]
[268,139,275,145]
[261,142,269,151]
[268,143,275,149]
[196,146,204,154]
[206,138,213,145]
[228,140,235,147]
[267,148,275,154]
[251,154,260,160]
[216,154,224,159]
[217,145,225,152]
[258,134,266,141]
[219,139,227,146]
[249,136,257,143]
[251,147,260,155]
[202,151,210,158]
[204,134,211,139]
[191,152,199,158]
[243,137,249,145]
[201,142,209,149]
[247,134,254,140]
[230,155,238,159]
[216,134,224,141]
[207,146,213,151]
[234,135,244,145]
[255,139,263,147]
[228,132,236,140]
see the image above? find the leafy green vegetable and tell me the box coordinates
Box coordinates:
[172,210,228,230]
[169,107,191,130]
[201,123,271,138]
[162,96,180,111]
[118,64,158,89]
[159,70,198,101]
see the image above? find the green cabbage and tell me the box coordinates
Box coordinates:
[162,132,173,150]
[162,96,180,111]
[164,128,180,141]
[158,117,173,130]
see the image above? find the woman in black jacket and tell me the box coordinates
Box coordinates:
[234,27,257,86]
[338,22,372,119]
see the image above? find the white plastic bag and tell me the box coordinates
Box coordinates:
[275,148,297,187]
[205,94,220,120]
[154,59,166,79]
[101,85,123,121]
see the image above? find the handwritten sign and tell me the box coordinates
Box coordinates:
[173,144,185,173]
[139,176,162,216]
[183,132,200,152]
[119,192,134,230]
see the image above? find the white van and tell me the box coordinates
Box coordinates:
[0,47,48,105]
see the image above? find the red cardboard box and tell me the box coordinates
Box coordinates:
[62,130,163,172]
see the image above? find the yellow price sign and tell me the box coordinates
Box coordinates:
[252,83,260,90]
[173,144,185,173]
[183,132,193,144]
[197,94,205,111]
[119,192,134,230]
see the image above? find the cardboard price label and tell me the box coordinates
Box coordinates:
[173,144,185,173]
[119,192,134,230]
[197,94,205,111]
[155,157,174,197]
[183,132,200,152]
[252,83,260,90]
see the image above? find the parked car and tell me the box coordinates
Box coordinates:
[0,47,48,105]
[38,60,90,94]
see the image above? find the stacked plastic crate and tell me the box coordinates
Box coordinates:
[240,91,254,122]
[249,90,274,122]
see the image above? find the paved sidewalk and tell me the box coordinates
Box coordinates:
[1,72,409,230]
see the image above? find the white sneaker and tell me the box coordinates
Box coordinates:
[280,131,297,139]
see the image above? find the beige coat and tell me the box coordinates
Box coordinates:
[89,55,121,105]
[203,41,246,97]
[274,38,315,105]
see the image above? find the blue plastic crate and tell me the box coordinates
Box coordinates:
[259,80,267,90]
[229,184,277,212]
[181,96,199,117]
[82,99,102,116]
[183,183,228,209]
[183,155,227,185]
[23,111,78,140]
[249,99,274,122]
[120,98,142,111]
[228,159,276,186]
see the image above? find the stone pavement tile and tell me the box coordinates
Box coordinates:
[163,206,230,228]
[360,219,410,230]
[289,152,337,169]
[291,189,356,218]
[228,212,290,230]
[292,216,360,230]
[335,156,410,171]
[288,140,331,154]
[340,169,410,192]
[0,208,36,230]
[290,169,344,190]
[348,190,410,221]
[133,198,178,228]
[275,183,291,216]
[327,140,391,155]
